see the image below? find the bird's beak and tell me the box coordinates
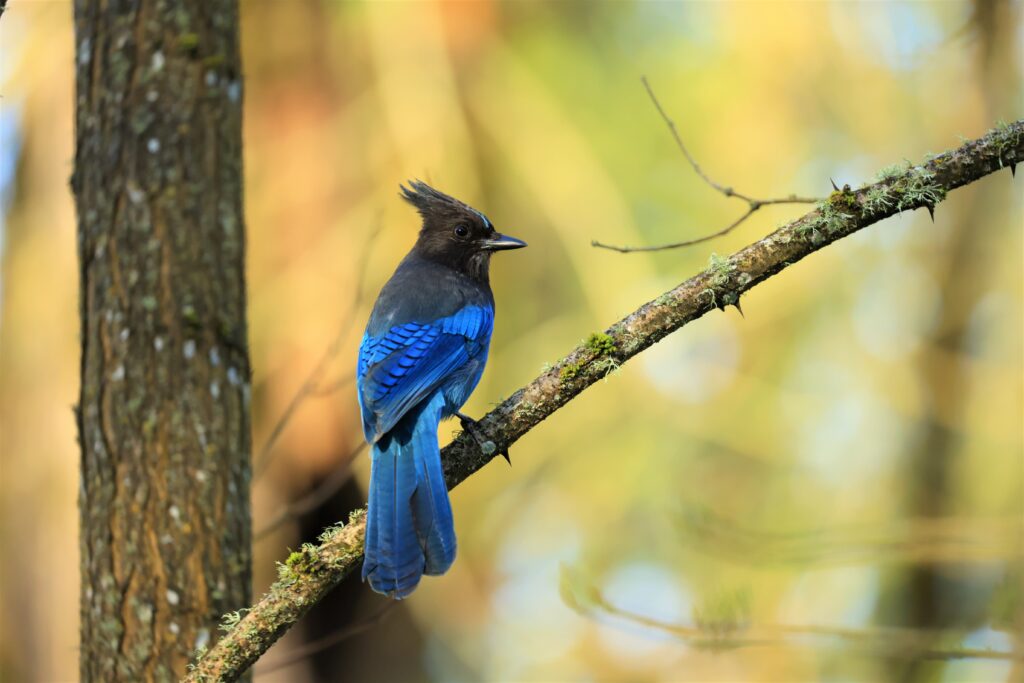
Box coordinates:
[481,233,527,251]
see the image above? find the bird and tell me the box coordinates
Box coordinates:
[356,180,526,598]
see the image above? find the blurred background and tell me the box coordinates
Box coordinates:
[1,1,1022,681]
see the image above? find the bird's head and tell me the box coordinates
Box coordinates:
[401,180,526,281]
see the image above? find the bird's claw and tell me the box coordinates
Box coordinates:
[456,412,510,465]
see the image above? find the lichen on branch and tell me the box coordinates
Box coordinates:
[183,119,1023,683]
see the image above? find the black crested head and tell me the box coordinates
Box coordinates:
[400,180,526,283]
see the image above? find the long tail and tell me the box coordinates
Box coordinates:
[362,393,456,598]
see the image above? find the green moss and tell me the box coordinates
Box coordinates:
[218,609,247,633]
[991,120,1020,168]
[653,291,677,308]
[893,168,945,211]
[799,187,864,241]
[592,356,621,379]
[297,543,319,568]
[993,120,1017,141]
[318,521,347,544]
[558,332,618,384]
[868,159,947,215]
[177,33,200,52]
[708,252,729,268]
[795,216,825,244]
[585,332,617,356]
[821,203,852,234]
[875,160,911,181]
[202,54,227,68]
[863,185,894,213]
[276,543,321,585]
[515,400,541,422]
[186,644,208,673]
[797,211,826,239]
[706,252,733,286]
[275,561,296,585]
[700,288,717,308]
[827,187,859,213]
[559,361,583,383]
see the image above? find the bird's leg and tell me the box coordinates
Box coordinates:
[455,411,510,465]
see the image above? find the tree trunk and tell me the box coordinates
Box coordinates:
[73,1,251,680]
[876,7,1016,682]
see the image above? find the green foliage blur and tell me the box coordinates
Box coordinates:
[1,1,1020,681]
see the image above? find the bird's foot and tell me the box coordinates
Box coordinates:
[456,411,510,465]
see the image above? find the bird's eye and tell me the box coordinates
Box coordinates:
[454,225,470,238]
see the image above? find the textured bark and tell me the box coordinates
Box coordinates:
[184,121,1023,682]
[73,1,251,681]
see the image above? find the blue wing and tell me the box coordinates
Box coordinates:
[357,305,493,443]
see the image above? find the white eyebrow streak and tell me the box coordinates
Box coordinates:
[467,206,492,229]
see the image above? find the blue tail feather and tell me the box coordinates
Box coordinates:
[362,393,456,598]
[411,420,456,576]
[362,437,422,598]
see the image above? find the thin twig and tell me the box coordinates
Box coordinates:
[254,222,381,479]
[307,372,355,397]
[640,75,747,202]
[183,120,1024,683]
[253,603,396,676]
[592,77,818,253]
[576,578,1019,662]
[677,506,1018,567]
[593,205,755,253]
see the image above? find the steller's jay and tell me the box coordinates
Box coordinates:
[356,181,526,598]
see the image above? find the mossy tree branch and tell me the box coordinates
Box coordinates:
[184,120,1023,682]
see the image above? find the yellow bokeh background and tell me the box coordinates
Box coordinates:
[1,1,1021,681]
